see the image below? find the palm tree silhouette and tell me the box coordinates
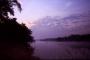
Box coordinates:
[0,0,21,19]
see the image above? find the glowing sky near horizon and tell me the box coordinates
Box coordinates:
[13,0,90,39]
[14,0,89,27]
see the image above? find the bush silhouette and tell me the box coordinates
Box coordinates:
[0,18,34,44]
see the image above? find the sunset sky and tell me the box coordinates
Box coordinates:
[14,0,90,39]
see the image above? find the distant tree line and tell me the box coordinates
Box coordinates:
[56,34,90,41]
[41,34,90,41]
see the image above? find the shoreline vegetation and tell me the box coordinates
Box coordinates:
[39,34,90,42]
[0,0,40,60]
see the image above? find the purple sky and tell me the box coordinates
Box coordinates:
[14,0,90,39]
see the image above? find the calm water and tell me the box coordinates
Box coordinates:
[31,41,90,60]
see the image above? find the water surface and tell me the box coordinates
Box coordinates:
[31,41,90,60]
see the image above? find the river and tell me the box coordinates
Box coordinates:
[31,41,90,60]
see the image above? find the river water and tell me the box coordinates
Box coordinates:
[31,41,90,60]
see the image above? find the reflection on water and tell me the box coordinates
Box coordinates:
[31,41,90,60]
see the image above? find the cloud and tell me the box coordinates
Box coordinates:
[31,13,90,39]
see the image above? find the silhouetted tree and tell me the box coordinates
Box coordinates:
[0,0,22,20]
[0,0,39,60]
[0,0,34,46]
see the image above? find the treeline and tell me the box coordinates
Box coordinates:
[41,34,90,41]
[56,34,90,41]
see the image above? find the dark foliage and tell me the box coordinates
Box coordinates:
[0,18,34,44]
[0,18,39,60]
[41,34,90,42]
[56,34,90,41]
[0,0,22,19]
[0,0,40,60]
[0,0,34,46]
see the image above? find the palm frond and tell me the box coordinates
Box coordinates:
[13,0,22,12]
